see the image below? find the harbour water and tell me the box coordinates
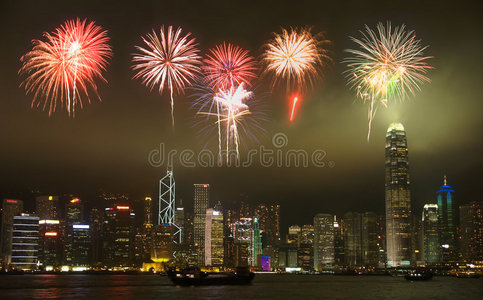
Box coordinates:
[0,274,481,299]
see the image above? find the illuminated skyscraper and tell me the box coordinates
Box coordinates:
[193,184,210,265]
[175,199,185,243]
[143,196,153,228]
[10,214,39,271]
[343,212,362,266]
[204,207,224,266]
[159,170,181,243]
[437,176,456,263]
[253,216,262,266]
[254,204,281,246]
[151,224,174,264]
[385,122,412,267]
[231,218,254,266]
[313,213,334,271]
[64,198,84,265]
[422,204,440,264]
[103,205,135,268]
[1,199,23,266]
[459,201,483,263]
[287,225,301,247]
[35,195,58,220]
[38,219,61,270]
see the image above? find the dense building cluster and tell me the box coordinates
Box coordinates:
[0,123,482,273]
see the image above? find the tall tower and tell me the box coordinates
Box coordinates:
[313,213,334,271]
[422,204,440,264]
[193,184,210,265]
[437,175,456,263]
[385,122,412,267]
[159,170,181,244]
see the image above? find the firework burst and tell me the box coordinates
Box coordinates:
[132,26,201,127]
[262,27,331,120]
[191,81,266,163]
[202,43,257,89]
[343,22,432,141]
[19,18,112,116]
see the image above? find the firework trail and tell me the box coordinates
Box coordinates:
[202,43,257,90]
[262,27,330,121]
[132,26,201,127]
[191,81,266,163]
[343,22,432,141]
[19,18,111,116]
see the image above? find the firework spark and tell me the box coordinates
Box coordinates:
[262,27,330,120]
[343,22,432,141]
[192,81,266,163]
[290,96,299,122]
[19,18,111,116]
[132,26,201,127]
[202,43,257,90]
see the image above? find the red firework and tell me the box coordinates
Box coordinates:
[202,43,257,90]
[19,18,112,116]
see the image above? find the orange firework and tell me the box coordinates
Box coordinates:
[19,18,112,116]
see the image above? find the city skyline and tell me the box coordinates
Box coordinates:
[0,1,481,231]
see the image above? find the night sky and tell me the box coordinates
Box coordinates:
[0,0,481,231]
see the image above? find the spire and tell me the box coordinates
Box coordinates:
[443,174,447,186]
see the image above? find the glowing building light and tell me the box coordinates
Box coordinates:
[39,219,60,225]
[45,232,58,236]
[6,200,18,203]
[116,206,130,210]
[72,267,87,272]
[70,198,80,203]
[61,266,70,272]
[73,224,89,229]
[48,196,53,200]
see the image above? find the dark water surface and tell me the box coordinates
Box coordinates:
[0,274,481,299]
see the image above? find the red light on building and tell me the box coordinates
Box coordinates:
[203,184,208,188]
[70,198,80,203]
[6,200,18,204]
[116,206,130,210]
[45,232,58,237]
[194,242,199,247]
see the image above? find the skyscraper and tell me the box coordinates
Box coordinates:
[204,207,224,266]
[193,184,210,265]
[343,212,362,266]
[313,213,334,271]
[143,196,153,228]
[437,176,456,263]
[103,205,135,268]
[422,204,440,264]
[385,122,412,267]
[254,203,281,247]
[1,199,23,266]
[253,216,262,266]
[459,201,483,263]
[38,219,61,270]
[361,212,378,266]
[287,225,302,247]
[159,171,181,243]
[10,214,39,271]
[175,199,185,243]
[35,195,58,220]
[64,198,84,265]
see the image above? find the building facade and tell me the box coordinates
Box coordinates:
[313,213,334,271]
[193,184,210,265]
[385,123,412,267]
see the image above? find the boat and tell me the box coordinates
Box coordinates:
[405,270,433,281]
[167,267,255,286]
